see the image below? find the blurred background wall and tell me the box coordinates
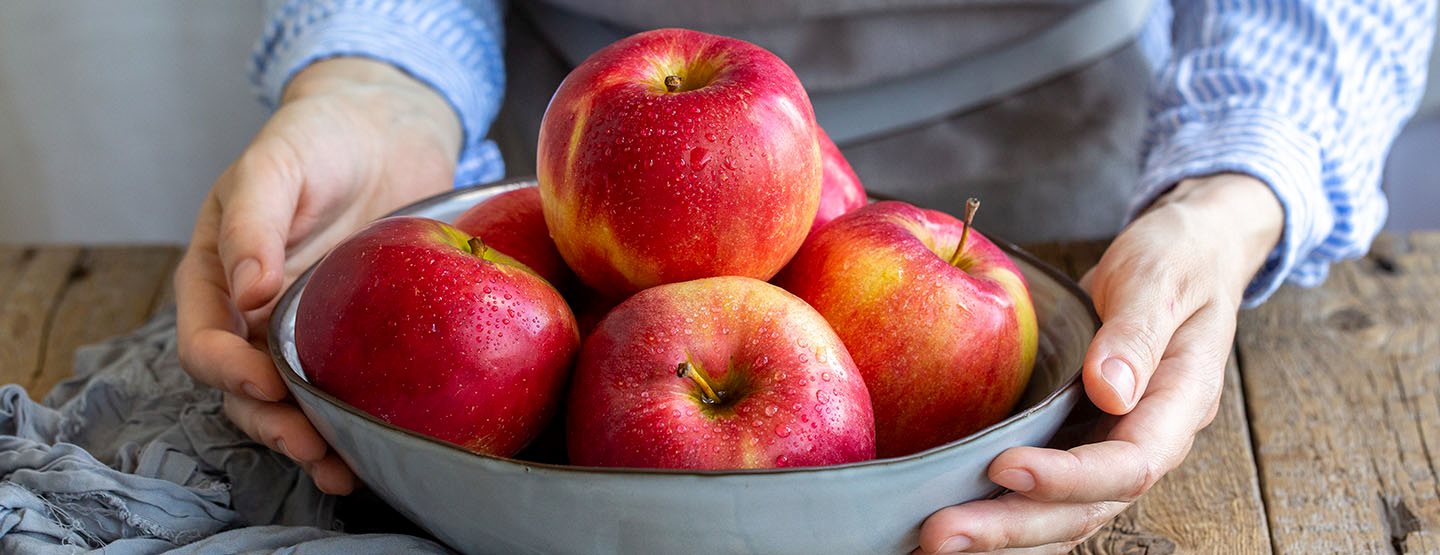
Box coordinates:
[0,0,267,244]
[0,1,1434,244]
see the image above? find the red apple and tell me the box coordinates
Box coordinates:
[296,216,580,456]
[566,276,875,469]
[538,28,822,297]
[808,127,867,239]
[775,201,1038,458]
[454,186,577,293]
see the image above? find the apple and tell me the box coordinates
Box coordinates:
[775,201,1038,457]
[808,127,867,239]
[454,186,577,293]
[566,276,875,469]
[538,28,822,297]
[296,216,580,456]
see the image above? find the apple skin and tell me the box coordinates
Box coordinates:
[566,276,875,469]
[808,127,867,239]
[296,216,580,457]
[538,28,822,298]
[775,201,1038,458]
[454,186,578,294]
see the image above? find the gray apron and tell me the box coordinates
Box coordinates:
[492,0,1155,244]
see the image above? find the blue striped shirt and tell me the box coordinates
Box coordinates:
[251,0,1436,306]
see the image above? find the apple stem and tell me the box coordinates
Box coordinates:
[665,75,683,93]
[949,198,981,267]
[676,361,720,404]
[467,236,489,257]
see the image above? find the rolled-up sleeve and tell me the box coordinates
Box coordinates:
[1137,0,1437,306]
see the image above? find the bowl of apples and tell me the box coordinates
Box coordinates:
[269,28,1100,555]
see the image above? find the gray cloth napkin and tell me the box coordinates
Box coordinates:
[0,311,450,554]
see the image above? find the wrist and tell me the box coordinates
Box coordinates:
[1147,173,1284,292]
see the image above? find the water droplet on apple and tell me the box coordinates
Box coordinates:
[688,147,711,171]
[816,390,830,404]
[776,454,790,465]
[820,372,831,382]
[764,405,778,417]
[676,424,687,433]
[775,425,793,438]
[705,132,717,142]
[751,419,763,428]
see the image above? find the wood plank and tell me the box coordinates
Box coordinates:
[147,248,183,318]
[26,246,178,399]
[1022,239,1273,553]
[1237,232,1440,554]
[0,247,82,389]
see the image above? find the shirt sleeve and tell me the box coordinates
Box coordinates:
[249,0,507,187]
[1137,0,1437,307]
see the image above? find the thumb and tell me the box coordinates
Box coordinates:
[216,145,302,313]
[1081,270,1193,416]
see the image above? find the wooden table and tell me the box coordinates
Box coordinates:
[2,235,1437,554]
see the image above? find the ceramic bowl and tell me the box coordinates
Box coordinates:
[269,177,1100,555]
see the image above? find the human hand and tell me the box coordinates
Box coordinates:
[175,58,462,494]
[914,173,1284,553]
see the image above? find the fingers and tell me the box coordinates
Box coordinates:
[1082,285,1194,415]
[175,237,289,403]
[224,393,357,495]
[988,442,1158,504]
[916,493,1126,553]
[216,144,303,312]
[987,306,1232,507]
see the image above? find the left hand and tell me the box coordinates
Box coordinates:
[914,173,1283,554]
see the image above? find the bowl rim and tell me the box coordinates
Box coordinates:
[268,176,1101,477]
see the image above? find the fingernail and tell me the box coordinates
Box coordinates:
[275,439,293,459]
[232,258,261,296]
[1101,357,1136,407]
[995,468,1036,492]
[242,381,274,402]
[937,535,972,552]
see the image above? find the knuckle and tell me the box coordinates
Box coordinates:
[1124,457,1163,502]
[1077,503,1121,539]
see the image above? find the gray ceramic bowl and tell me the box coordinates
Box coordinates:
[269,177,1100,555]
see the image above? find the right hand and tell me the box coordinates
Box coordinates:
[176,58,463,494]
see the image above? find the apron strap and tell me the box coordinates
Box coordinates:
[524,0,1155,145]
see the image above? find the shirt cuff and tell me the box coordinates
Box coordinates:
[1134,107,1333,307]
[251,1,506,187]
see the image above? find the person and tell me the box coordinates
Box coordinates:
[176,0,1435,552]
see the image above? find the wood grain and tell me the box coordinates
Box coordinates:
[148,250,182,318]
[0,247,82,391]
[1238,231,1440,554]
[26,247,180,398]
[1025,239,1273,554]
